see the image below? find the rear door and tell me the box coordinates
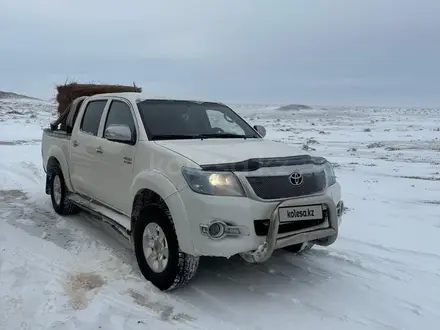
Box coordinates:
[94,98,137,215]
[70,99,109,198]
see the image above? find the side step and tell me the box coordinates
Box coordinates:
[68,193,132,241]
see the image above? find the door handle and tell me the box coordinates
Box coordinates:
[72,140,79,147]
[96,146,103,154]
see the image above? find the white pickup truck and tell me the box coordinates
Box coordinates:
[41,92,344,291]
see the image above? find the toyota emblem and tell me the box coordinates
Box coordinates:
[289,172,303,186]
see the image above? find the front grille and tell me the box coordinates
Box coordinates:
[246,171,326,200]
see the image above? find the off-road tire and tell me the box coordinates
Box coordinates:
[48,166,80,215]
[284,242,314,254]
[133,206,199,291]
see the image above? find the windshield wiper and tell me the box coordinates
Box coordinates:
[201,133,251,139]
[151,133,253,140]
[151,134,201,140]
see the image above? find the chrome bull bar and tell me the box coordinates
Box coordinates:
[240,195,340,263]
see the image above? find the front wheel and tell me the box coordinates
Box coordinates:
[133,207,199,291]
[283,242,314,254]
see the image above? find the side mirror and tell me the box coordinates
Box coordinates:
[253,125,266,137]
[104,124,134,144]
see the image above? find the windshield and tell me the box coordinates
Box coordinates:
[136,100,261,140]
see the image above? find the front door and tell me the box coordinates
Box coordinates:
[94,99,136,215]
[70,99,109,199]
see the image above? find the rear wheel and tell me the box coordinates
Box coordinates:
[48,166,79,215]
[133,207,199,291]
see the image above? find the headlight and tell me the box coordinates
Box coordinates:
[323,162,337,186]
[181,167,245,196]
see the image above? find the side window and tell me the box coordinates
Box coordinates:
[80,100,107,136]
[104,100,136,138]
[206,109,245,135]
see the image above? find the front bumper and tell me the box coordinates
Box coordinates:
[240,195,341,263]
[170,182,343,260]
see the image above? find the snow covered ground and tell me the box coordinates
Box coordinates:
[1,98,439,330]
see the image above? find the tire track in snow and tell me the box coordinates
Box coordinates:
[0,230,202,329]
[339,236,440,266]
[0,162,43,187]
[0,188,231,329]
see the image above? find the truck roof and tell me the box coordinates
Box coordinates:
[86,92,223,105]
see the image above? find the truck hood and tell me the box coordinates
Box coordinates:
[155,138,307,166]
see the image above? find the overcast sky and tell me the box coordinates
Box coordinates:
[1,0,439,107]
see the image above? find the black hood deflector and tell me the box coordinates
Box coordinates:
[199,155,326,172]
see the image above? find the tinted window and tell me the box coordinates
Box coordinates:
[136,100,260,140]
[104,100,136,134]
[80,100,107,136]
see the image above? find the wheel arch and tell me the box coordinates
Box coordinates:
[130,171,194,254]
[45,146,73,193]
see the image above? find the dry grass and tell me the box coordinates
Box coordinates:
[56,81,142,113]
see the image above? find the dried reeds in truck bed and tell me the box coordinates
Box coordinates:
[56,82,142,113]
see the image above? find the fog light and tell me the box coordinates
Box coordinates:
[200,221,247,240]
[208,222,225,239]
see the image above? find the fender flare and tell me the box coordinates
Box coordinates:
[130,170,194,254]
[45,145,73,191]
